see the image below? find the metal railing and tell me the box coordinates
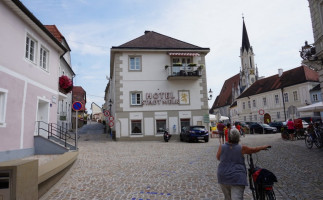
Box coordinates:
[36,121,77,150]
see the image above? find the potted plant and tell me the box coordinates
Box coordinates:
[188,63,197,67]
[59,75,73,94]
[198,64,204,70]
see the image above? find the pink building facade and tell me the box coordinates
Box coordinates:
[0,0,66,161]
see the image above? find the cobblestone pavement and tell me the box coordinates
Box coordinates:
[40,123,323,200]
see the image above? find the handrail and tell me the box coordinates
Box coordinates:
[36,121,77,150]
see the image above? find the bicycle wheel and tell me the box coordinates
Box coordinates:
[314,133,322,148]
[265,189,276,200]
[305,135,313,149]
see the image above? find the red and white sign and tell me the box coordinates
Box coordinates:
[109,116,114,121]
[109,121,114,127]
[258,109,265,115]
[104,110,110,117]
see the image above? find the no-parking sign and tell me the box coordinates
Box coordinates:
[72,101,83,111]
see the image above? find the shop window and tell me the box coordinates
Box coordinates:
[131,120,142,134]
[156,120,166,134]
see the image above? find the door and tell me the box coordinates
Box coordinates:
[36,99,49,137]
[180,118,190,132]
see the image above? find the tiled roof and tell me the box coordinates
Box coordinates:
[113,31,210,50]
[211,73,240,109]
[44,25,64,42]
[237,65,319,99]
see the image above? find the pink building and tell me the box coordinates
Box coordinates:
[0,0,67,161]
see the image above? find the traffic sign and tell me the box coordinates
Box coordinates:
[109,116,114,121]
[104,110,110,117]
[109,121,114,127]
[72,101,83,111]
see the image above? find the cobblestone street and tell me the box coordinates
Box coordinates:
[40,123,323,200]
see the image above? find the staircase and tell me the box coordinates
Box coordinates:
[36,121,77,151]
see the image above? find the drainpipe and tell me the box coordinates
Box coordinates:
[281,88,287,121]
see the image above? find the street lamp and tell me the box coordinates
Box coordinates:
[300,41,317,61]
[208,88,213,100]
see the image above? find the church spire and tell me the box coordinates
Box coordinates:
[241,18,251,52]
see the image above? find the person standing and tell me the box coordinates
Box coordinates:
[224,123,231,142]
[216,129,270,200]
[217,121,225,144]
[287,119,295,140]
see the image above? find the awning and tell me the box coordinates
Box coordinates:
[298,102,323,112]
[168,52,200,57]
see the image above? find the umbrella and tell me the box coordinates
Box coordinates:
[298,102,323,112]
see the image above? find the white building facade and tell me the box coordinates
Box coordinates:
[107,31,210,140]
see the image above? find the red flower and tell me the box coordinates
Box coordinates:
[59,75,73,93]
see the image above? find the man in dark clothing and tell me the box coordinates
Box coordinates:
[217,121,225,144]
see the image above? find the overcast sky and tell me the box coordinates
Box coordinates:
[20,0,313,112]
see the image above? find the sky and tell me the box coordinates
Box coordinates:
[20,0,314,113]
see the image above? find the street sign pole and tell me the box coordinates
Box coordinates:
[76,110,78,148]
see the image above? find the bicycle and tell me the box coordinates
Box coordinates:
[305,125,323,149]
[247,146,277,200]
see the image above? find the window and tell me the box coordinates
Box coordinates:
[313,94,319,102]
[275,94,279,104]
[243,102,245,109]
[129,56,141,71]
[283,93,289,102]
[249,115,252,121]
[254,115,257,121]
[0,89,8,127]
[131,92,142,105]
[263,97,267,106]
[277,112,280,119]
[25,35,37,62]
[40,46,49,71]
[253,100,256,107]
[293,91,298,101]
[131,120,142,134]
[156,120,166,134]
[248,101,251,108]
[244,116,246,121]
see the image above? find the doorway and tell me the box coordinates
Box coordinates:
[36,99,49,137]
[180,118,190,132]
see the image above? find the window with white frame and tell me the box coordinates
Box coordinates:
[130,91,142,105]
[25,35,37,63]
[131,120,142,134]
[277,112,280,119]
[263,97,267,106]
[293,91,298,101]
[253,100,256,107]
[249,115,252,121]
[244,116,246,121]
[283,93,289,102]
[313,94,319,102]
[243,102,245,109]
[0,89,8,126]
[275,94,279,104]
[248,101,251,108]
[254,115,257,121]
[129,56,141,71]
[40,46,49,71]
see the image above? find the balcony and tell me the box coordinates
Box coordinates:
[165,64,202,80]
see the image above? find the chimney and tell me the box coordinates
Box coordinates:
[144,30,151,34]
[278,68,283,77]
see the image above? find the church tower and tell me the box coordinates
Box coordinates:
[239,18,258,93]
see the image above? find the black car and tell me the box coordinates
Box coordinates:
[249,123,277,134]
[180,126,209,142]
[269,122,284,132]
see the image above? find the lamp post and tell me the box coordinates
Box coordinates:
[108,99,113,139]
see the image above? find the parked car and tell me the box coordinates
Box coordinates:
[180,126,209,143]
[269,121,284,132]
[249,123,277,134]
[299,116,322,124]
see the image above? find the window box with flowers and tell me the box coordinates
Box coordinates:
[59,75,73,94]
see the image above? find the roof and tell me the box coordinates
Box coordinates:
[112,31,210,51]
[237,65,319,99]
[44,25,64,42]
[211,73,240,109]
[241,19,251,52]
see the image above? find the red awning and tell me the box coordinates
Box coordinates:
[168,52,200,57]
